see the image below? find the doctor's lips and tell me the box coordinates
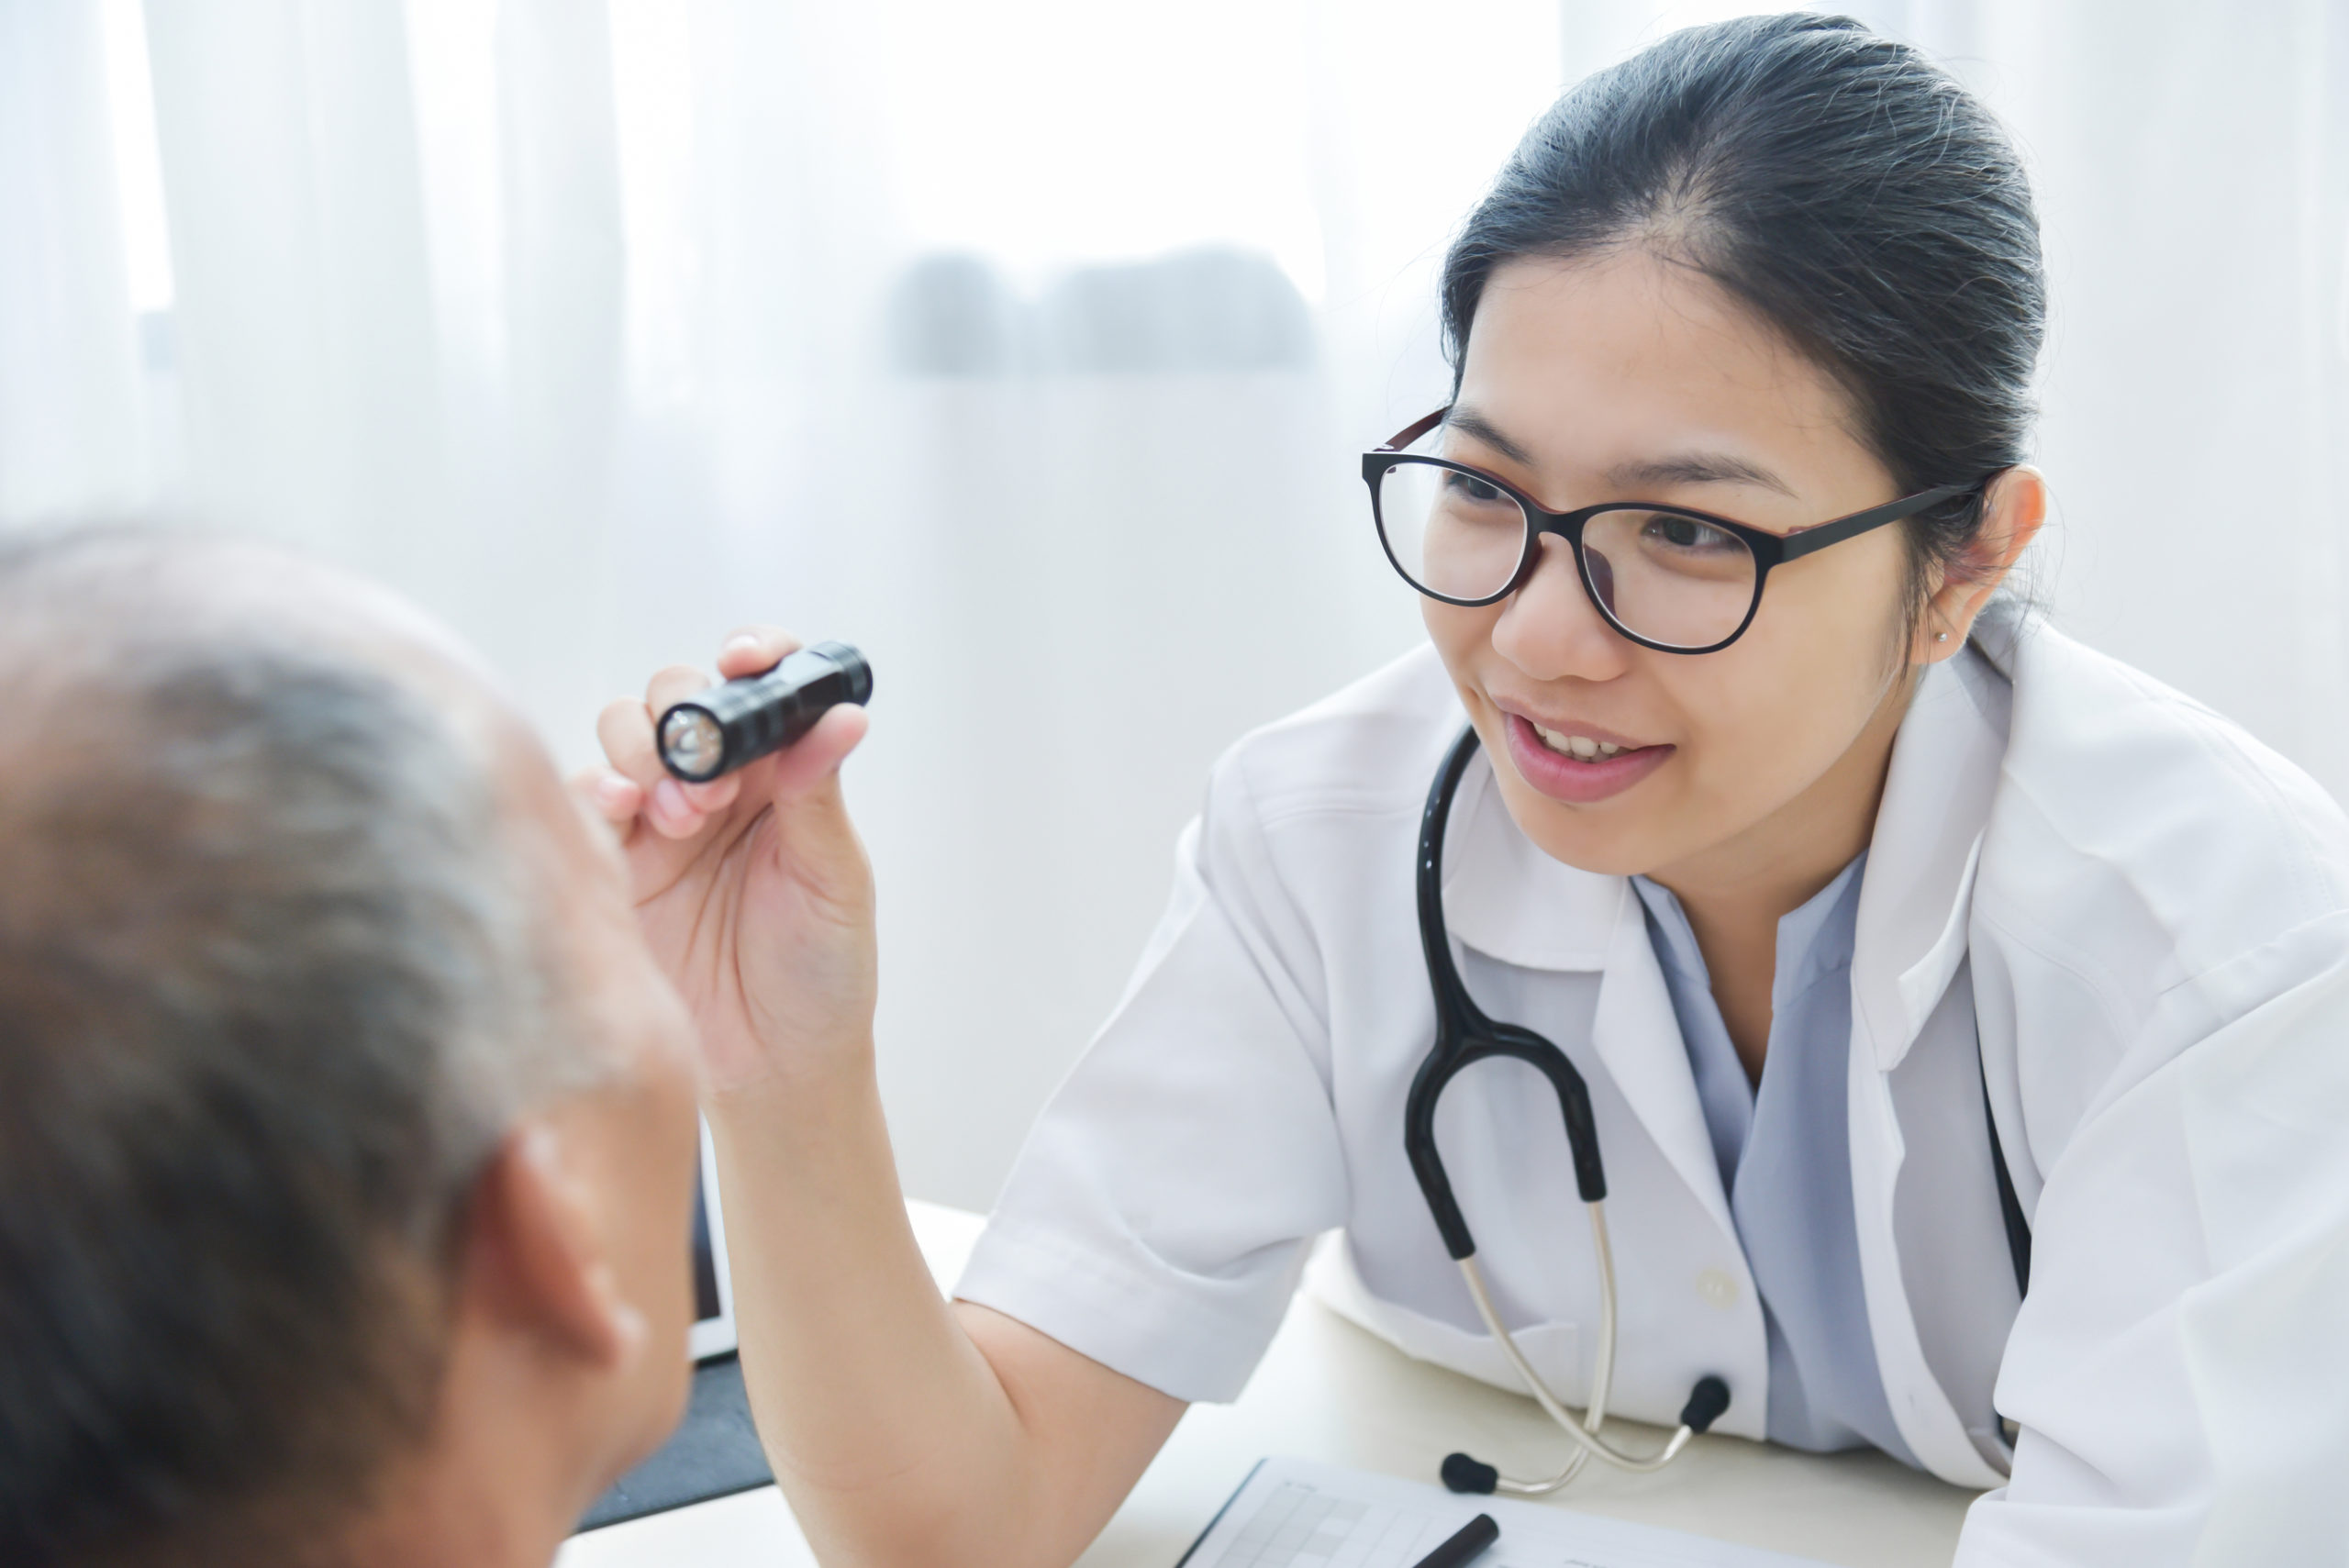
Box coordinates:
[1495,706,1675,804]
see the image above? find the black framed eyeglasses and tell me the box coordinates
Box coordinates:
[1364,407,1976,655]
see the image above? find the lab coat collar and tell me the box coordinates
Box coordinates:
[1846,609,2020,1489]
[1850,632,2014,1071]
[1439,754,1620,973]
[1441,750,1739,1240]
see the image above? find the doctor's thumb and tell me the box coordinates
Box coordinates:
[760,708,874,900]
[763,702,869,801]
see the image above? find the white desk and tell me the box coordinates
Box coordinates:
[562,1202,1976,1568]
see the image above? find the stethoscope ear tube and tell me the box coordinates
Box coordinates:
[1410,723,1729,1494]
[1405,1049,1479,1261]
[1408,1029,1609,1260]
[1447,1248,1723,1491]
[1404,727,1496,1262]
[1404,727,1609,1248]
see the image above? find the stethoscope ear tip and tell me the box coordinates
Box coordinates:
[1679,1375,1732,1434]
[1440,1452,1501,1495]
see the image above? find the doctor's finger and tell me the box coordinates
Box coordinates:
[652,770,763,839]
[596,697,666,791]
[752,706,872,909]
[678,772,742,815]
[645,662,713,714]
[716,625,803,682]
[763,702,869,800]
[569,765,644,832]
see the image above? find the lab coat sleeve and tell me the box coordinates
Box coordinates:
[953,745,1349,1404]
[1956,913,2349,1564]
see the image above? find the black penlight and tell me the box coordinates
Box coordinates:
[656,640,872,784]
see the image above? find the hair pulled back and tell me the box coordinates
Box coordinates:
[1442,14,2044,595]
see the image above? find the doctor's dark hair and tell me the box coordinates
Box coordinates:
[1442,13,2044,618]
[0,530,587,1566]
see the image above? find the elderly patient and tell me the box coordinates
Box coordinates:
[0,529,707,1567]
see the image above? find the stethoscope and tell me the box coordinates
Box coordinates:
[1407,720,2037,1497]
[1408,723,1731,1497]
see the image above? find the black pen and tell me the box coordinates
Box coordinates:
[1409,1512,1499,1568]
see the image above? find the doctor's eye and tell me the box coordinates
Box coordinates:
[1638,512,1742,555]
[1441,471,1511,506]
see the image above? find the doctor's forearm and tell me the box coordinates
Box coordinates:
[707,1051,1180,1567]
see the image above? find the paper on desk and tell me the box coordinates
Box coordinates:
[1178,1457,1829,1568]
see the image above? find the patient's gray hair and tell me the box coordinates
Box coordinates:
[0,528,599,1565]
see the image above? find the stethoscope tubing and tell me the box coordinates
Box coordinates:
[1408,725,1727,1492]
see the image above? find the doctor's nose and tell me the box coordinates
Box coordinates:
[1489,535,1634,684]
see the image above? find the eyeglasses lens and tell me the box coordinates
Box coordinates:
[1375,461,1525,602]
[1579,507,1757,650]
[1375,459,1757,650]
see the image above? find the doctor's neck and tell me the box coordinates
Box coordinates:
[1641,658,1914,928]
[1639,659,1917,1078]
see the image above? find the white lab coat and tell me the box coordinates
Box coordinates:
[957,600,2349,1563]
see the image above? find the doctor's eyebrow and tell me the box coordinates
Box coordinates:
[1446,406,1798,499]
[1604,452,1796,497]
[1441,407,1538,467]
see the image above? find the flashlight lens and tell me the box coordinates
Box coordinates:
[660,708,726,779]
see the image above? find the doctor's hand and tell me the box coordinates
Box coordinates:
[578,628,875,1095]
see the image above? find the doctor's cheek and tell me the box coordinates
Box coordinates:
[1420,601,1508,723]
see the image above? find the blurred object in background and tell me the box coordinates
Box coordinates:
[1,0,2343,1210]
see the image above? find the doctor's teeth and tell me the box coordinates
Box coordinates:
[1533,724,1624,761]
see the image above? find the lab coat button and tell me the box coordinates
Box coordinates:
[1696,1269,1740,1308]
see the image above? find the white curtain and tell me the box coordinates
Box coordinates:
[2,0,2343,1209]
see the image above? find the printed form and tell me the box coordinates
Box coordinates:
[1179,1458,1830,1568]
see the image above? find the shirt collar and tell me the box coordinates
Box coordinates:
[1631,851,1867,1006]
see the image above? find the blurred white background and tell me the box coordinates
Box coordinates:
[2,0,2343,1209]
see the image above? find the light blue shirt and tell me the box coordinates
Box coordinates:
[1631,854,1920,1466]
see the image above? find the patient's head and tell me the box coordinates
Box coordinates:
[0,529,702,1567]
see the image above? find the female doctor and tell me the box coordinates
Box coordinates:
[586,14,2349,1565]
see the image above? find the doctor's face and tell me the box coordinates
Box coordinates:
[1421,251,1920,885]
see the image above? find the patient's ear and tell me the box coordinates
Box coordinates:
[463,1120,646,1370]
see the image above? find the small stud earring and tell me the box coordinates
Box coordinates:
[1935,631,1950,642]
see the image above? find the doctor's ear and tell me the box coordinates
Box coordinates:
[1913,466,2048,663]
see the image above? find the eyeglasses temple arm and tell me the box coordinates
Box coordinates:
[1772,482,1975,562]
[1379,406,1451,452]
